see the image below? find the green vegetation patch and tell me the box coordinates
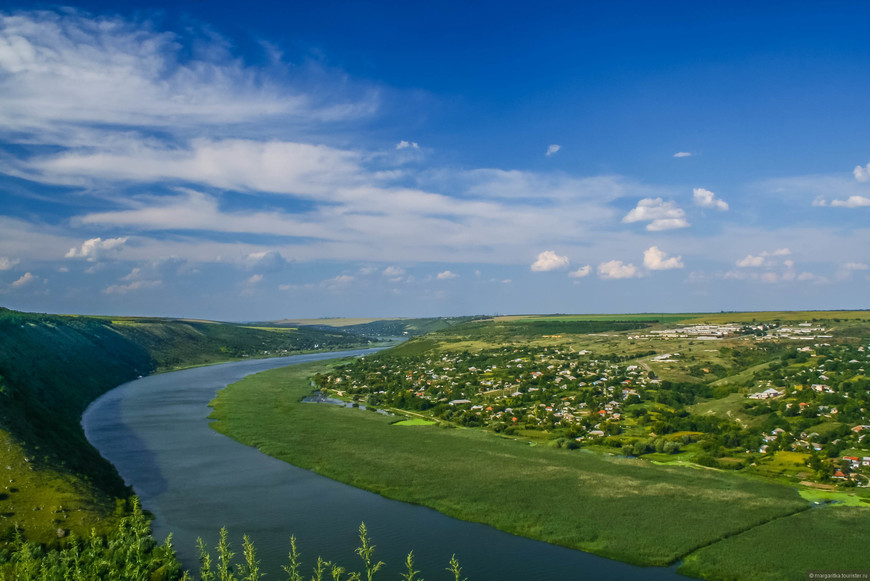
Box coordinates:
[392,418,437,426]
[678,507,870,581]
[210,362,809,567]
[798,488,870,507]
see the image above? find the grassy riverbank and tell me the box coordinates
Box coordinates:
[209,360,812,569]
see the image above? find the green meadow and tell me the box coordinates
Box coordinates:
[678,507,870,581]
[209,361,811,568]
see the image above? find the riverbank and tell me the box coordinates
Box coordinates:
[208,361,858,578]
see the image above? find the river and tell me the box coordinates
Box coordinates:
[82,349,684,580]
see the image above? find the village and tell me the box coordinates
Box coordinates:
[315,323,870,486]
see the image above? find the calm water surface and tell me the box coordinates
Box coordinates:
[82,350,684,580]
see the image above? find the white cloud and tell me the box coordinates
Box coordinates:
[436,270,458,280]
[530,250,570,272]
[0,257,19,270]
[383,266,405,277]
[65,237,128,261]
[324,274,354,286]
[245,251,288,271]
[673,152,692,158]
[11,272,36,287]
[830,195,870,208]
[736,255,765,268]
[643,246,684,270]
[396,141,420,150]
[761,272,778,284]
[103,279,161,295]
[0,10,375,137]
[797,272,816,281]
[692,188,729,211]
[812,196,828,207]
[622,198,689,231]
[245,274,264,285]
[736,248,790,268]
[568,265,591,279]
[597,260,639,279]
[545,144,561,157]
[844,262,869,271]
[854,163,870,182]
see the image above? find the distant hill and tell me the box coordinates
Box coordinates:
[0,307,368,544]
[267,316,479,337]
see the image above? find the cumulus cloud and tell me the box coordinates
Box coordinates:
[11,272,36,287]
[830,195,870,208]
[568,265,591,279]
[622,198,689,231]
[396,141,420,150]
[383,266,405,278]
[597,260,639,279]
[245,251,288,271]
[643,246,684,270]
[436,270,458,280]
[736,248,790,268]
[692,188,729,211]
[245,274,264,285]
[855,163,870,182]
[545,144,561,157]
[673,152,692,158]
[530,250,570,272]
[0,257,19,270]
[103,279,161,295]
[736,255,765,267]
[65,237,128,261]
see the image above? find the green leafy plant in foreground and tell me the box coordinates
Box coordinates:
[0,507,466,581]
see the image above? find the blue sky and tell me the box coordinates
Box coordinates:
[1,1,869,320]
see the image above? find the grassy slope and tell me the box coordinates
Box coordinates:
[0,308,366,544]
[209,361,810,568]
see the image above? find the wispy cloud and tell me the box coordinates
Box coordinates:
[568,265,591,279]
[436,270,458,280]
[0,9,376,140]
[545,144,561,156]
[673,152,692,158]
[103,279,161,295]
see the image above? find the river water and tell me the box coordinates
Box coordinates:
[82,350,684,580]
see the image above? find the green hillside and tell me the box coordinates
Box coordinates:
[0,307,367,544]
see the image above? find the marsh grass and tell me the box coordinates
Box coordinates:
[678,507,870,580]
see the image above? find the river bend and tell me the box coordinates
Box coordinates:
[82,350,683,580]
